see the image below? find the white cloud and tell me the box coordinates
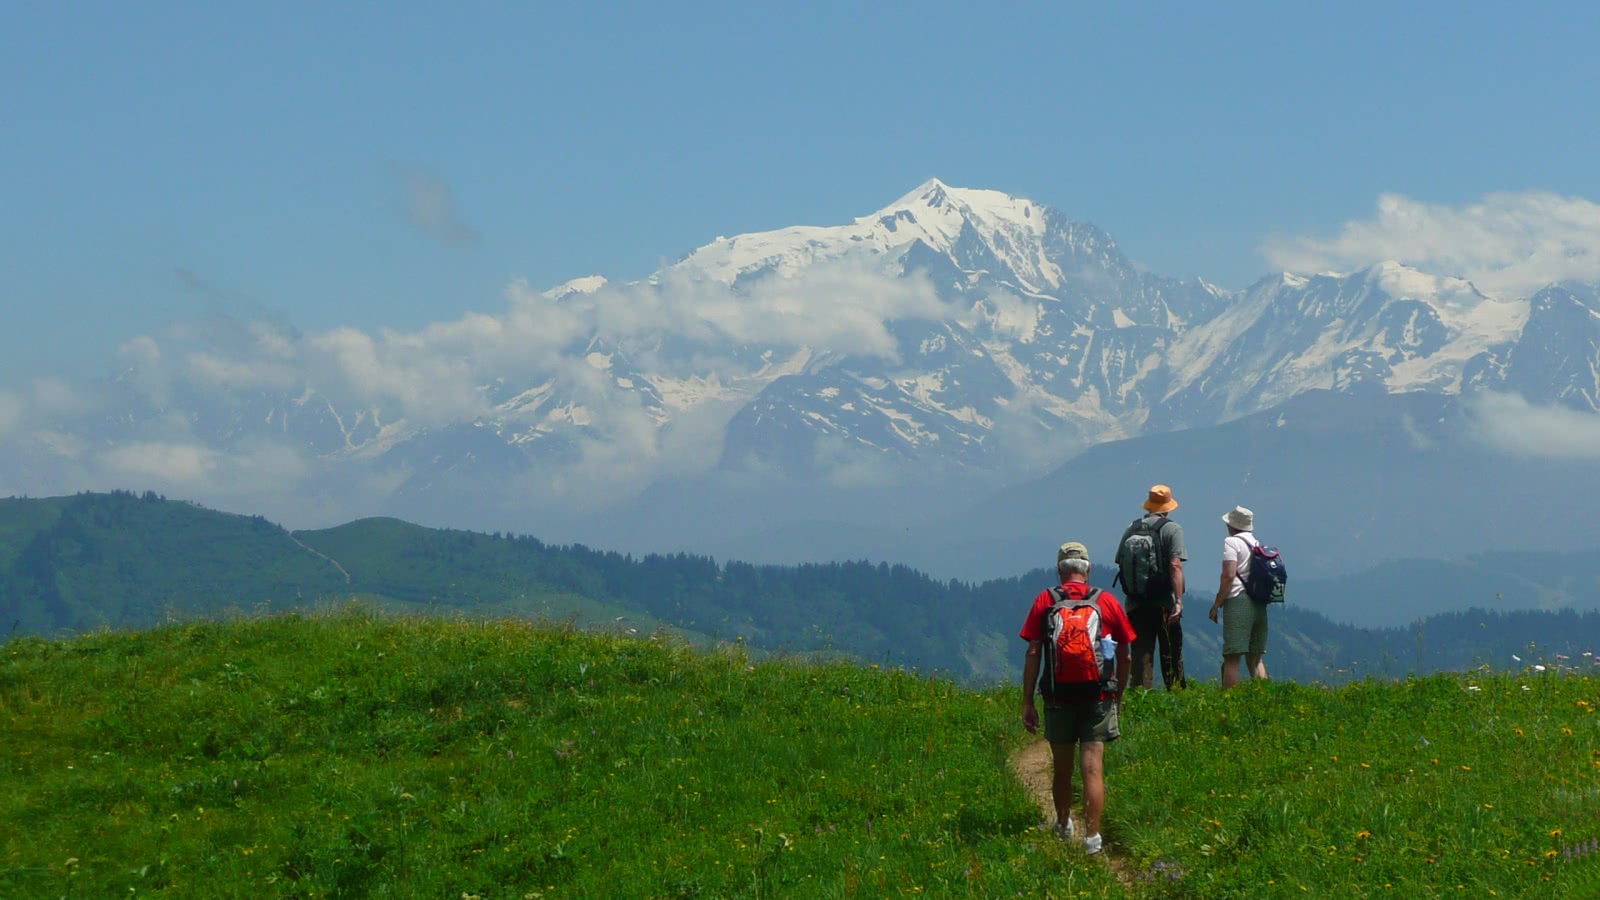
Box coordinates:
[1264,191,1600,298]
[119,336,162,365]
[308,326,490,426]
[187,352,302,391]
[96,439,314,496]
[12,256,964,517]
[268,260,949,430]
[101,442,220,483]
[33,377,87,415]
[1468,391,1600,459]
[0,391,23,437]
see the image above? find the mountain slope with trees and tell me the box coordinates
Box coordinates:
[3,492,1597,682]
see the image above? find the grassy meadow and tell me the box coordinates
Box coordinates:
[0,607,1117,898]
[3,606,1600,897]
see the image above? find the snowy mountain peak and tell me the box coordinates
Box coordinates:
[543,275,609,300]
[670,180,1069,289]
[869,179,1055,257]
[1356,261,1493,312]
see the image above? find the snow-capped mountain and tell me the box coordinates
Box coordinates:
[21,180,1600,537]
[1147,261,1532,431]
[1464,281,1600,410]
[676,179,1238,473]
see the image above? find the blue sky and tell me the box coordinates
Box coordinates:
[4,1,1599,384]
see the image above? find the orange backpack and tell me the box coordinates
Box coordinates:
[1038,585,1115,699]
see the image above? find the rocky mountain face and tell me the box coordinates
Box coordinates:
[1463,281,1600,410]
[18,181,1600,554]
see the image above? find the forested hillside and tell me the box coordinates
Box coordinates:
[2,492,1597,682]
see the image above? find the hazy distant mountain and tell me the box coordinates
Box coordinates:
[689,389,1600,584]
[10,181,1600,578]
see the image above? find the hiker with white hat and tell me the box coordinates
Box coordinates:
[1208,506,1270,688]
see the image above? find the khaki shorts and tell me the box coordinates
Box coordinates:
[1043,698,1119,744]
[1222,593,1269,657]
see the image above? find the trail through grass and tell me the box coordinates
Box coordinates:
[1,608,1124,898]
[1011,739,1137,892]
[8,606,1600,897]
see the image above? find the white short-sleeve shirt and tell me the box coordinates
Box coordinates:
[1223,531,1255,600]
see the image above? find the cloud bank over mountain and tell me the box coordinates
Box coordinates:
[2,181,1598,559]
[1468,391,1600,460]
[1263,191,1600,298]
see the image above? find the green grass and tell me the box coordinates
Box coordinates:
[0,607,1119,898]
[1113,675,1600,897]
[9,607,1600,898]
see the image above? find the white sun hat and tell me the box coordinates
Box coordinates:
[1222,506,1254,531]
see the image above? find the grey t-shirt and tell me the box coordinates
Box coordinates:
[1116,513,1187,607]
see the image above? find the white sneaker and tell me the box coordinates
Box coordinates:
[1084,833,1103,855]
[1054,818,1075,841]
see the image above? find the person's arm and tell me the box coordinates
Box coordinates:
[1209,560,1237,623]
[1022,641,1043,733]
[1169,557,1186,619]
[1115,642,1131,708]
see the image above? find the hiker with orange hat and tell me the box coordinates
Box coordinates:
[1112,485,1189,691]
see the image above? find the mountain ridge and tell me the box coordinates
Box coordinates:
[8,491,1600,684]
[5,181,1599,567]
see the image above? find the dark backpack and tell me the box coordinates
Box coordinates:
[1114,515,1170,602]
[1243,540,1288,604]
[1038,585,1116,700]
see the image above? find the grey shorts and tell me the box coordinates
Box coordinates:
[1222,593,1269,656]
[1043,698,1119,744]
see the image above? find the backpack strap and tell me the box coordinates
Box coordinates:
[1048,584,1101,608]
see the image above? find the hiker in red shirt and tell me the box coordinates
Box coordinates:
[1020,541,1135,855]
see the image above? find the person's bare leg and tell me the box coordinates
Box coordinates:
[1247,652,1267,681]
[1079,741,1106,836]
[1049,740,1076,827]
[1221,654,1243,689]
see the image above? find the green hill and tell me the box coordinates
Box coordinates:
[4,611,1598,897]
[0,494,689,641]
[0,492,346,632]
[6,492,1600,685]
[0,610,1111,898]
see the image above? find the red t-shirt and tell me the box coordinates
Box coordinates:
[1019,580,1137,703]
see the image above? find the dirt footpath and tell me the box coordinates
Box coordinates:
[1010,739,1135,891]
